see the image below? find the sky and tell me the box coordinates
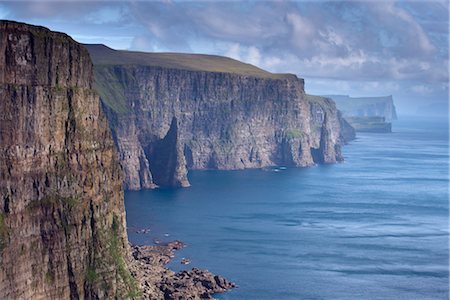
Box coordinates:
[1,0,448,115]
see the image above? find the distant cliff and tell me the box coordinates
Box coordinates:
[87,44,355,190]
[326,95,398,121]
[326,95,397,133]
[0,21,136,299]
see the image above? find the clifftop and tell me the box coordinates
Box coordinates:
[0,20,93,88]
[85,43,295,79]
[88,45,353,190]
[0,20,237,299]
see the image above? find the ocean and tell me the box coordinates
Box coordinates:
[125,116,449,299]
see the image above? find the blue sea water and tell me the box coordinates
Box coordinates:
[125,116,449,299]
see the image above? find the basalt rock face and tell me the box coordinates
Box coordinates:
[88,44,353,190]
[0,21,136,299]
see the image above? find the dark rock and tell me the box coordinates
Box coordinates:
[0,20,133,299]
[146,117,190,188]
[86,44,352,190]
[129,242,235,299]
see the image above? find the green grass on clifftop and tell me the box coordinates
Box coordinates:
[305,94,335,108]
[93,67,130,114]
[85,44,294,79]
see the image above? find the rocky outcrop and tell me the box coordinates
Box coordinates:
[325,94,398,121]
[129,241,235,300]
[88,44,354,190]
[0,21,136,299]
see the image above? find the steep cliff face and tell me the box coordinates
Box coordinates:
[88,45,353,190]
[326,94,398,121]
[0,21,136,299]
[306,95,355,161]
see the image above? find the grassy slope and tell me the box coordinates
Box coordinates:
[305,94,335,110]
[93,66,131,114]
[85,44,293,79]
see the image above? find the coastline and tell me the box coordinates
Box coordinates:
[128,241,236,299]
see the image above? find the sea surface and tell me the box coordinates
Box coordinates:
[125,116,449,299]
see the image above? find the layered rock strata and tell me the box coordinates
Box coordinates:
[88,44,355,189]
[0,21,135,299]
[0,20,235,300]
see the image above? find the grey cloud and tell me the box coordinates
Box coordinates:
[2,1,129,25]
[124,1,447,84]
[1,0,447,109]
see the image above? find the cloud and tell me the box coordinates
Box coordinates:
[225,43,242,61]
[1,1,125,21]
[412,84,434,94]
[225,43,261,66]
[1,0,448,112]
[3,1,446,83]
[119,1,447,86]
[286,12,315,45]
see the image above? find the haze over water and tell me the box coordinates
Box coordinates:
[126,116,449,299]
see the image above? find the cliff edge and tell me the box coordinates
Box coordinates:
[0,20,236,300]
[0,20,136,299]
[87,44,354,190]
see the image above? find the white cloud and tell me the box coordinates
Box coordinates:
[225,43,241,61]
[246,46,261,66]
[286,12,315,49]
[2,0,448,111]
[225,44,261,66]
[412,85,434,94]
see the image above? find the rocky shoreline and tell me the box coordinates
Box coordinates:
[129,241,236,299]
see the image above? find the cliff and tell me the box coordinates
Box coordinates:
[325,95,398,121]
[325,95,397,133]
[0,21,137,299]
[87,44,354,190]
